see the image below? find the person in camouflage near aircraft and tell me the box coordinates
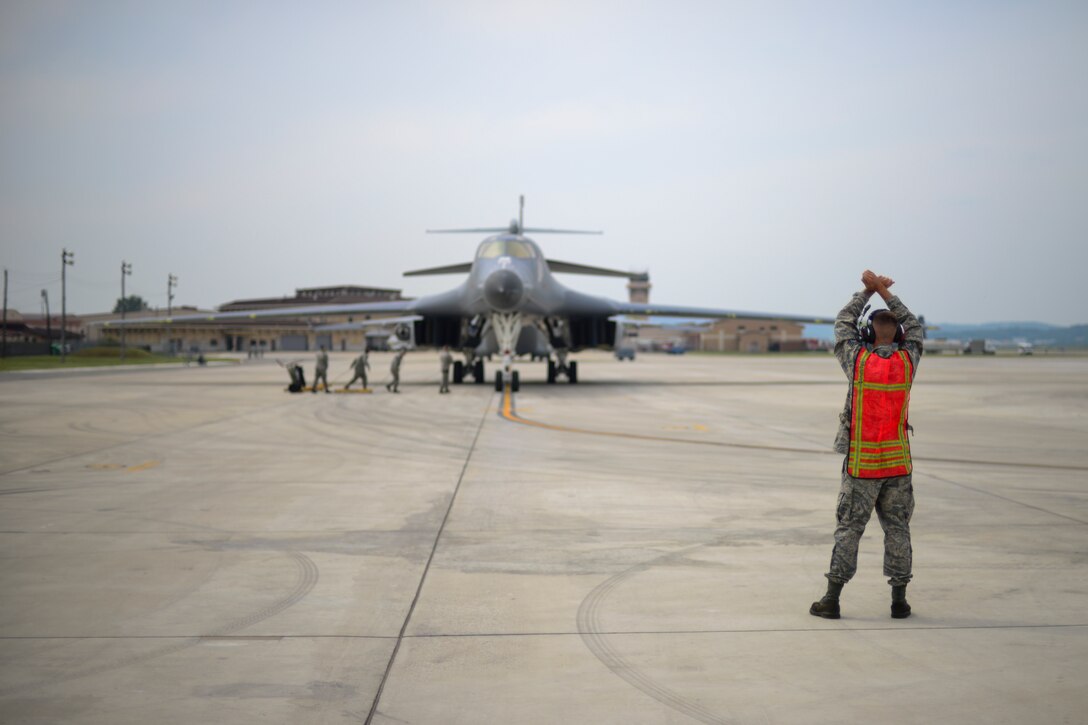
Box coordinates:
[344,348,371,391]
[811,270,924,620]
[438,346,453,394]
[387,348,407,393]
[311,345,331,393]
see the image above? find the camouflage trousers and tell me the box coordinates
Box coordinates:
[826,461,914,586]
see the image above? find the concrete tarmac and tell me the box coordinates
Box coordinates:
[1,351,1086,724]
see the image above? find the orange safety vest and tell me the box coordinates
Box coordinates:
[848,349,913,478]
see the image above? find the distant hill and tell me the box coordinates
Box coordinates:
[929,322,1088,347]
[802,322,1088,347]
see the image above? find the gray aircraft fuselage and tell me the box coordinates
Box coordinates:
[415,234,610,317]
[411,233,618,357]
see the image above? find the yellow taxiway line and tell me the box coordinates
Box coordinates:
[499,385,835,455]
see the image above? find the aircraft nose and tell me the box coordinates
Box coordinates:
[483,269,525,312]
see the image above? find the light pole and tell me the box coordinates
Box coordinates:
[61,249,74,362]
[2,268,8,359]
[120,261,132,360]
[41,289,51,347]
[167,274,178,355]
[167,274,177,316]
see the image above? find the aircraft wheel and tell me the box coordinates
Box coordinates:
[453,361,464,384]
[546,359,557,384]
[474,359,485,383]
[511,370,520,392]
[569,361,578,384]
[494,370,503,392]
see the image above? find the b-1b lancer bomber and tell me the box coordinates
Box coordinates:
[107,197,831,390]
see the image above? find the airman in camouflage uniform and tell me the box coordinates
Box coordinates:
[439,346,453,393]
[344,349,370,390]
[312,345,331,393]
[811,270,924,620]
[386,348,407,393]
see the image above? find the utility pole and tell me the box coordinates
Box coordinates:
[120,260,132,360]
[61,249,74,363]
[2,269,8,358]
[167,274,178,355]
[167,274,177,316]
[41,289,51,345]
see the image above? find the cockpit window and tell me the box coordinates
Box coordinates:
[506,241,534,258]
[477,240,536,259]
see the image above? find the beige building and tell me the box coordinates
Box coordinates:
[81,282,814,356]
[84,286,408,354]
[698,318,809,353]
[622,318,811,354]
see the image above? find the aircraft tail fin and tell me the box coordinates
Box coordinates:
[524,227,602,235]
[427,196,601,236]
[425,225,601,235]
[426,228,509,234]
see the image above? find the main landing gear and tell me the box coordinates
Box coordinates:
[453,359,486,385]
[546,359,577,384]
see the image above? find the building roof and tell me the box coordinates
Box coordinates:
[219,285,407,312]
[0,322,81,340]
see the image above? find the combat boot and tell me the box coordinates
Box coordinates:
[809,581,843,619]
[891,585,911,619]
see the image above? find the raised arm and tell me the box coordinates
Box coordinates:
[834,287,871,376]
[861,270,923,370]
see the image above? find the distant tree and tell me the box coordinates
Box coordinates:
[113,295,150,314]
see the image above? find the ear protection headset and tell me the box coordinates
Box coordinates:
[860,304,904,345]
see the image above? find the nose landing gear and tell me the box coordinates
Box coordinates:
[495,370,520,392]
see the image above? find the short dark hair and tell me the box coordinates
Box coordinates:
[871,310,897,327]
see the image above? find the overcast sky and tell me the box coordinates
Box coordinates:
[2,1,1086,325]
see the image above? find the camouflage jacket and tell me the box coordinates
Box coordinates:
[833,290,924,454]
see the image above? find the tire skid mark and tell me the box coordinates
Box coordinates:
[576,548,730,725]
[0,551,319,695]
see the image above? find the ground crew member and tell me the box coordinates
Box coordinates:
[312,345,330,393]
[285,361,305,393]
[344,348,371,390]
[439,346,453,393]
[386,348,407,393]
[810,270,924,620]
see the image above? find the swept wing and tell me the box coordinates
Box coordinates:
[608,301,833,325]
[102,299,418,327]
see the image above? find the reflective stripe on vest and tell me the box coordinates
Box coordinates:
[848,349,913,478]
